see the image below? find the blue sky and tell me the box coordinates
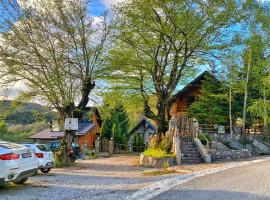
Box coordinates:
[90,0,106,16]
[89,0,125,16]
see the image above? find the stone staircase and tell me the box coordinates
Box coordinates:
[180,137,202,164]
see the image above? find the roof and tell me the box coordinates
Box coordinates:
[84,107,102,127]
[129,117,157,135]
[29,122,95,139]
[171,71,215,103]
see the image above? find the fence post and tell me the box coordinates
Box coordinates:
[109,139,114,156]
[174,136,181,165]
[95,138,100,153]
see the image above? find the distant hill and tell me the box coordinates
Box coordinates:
[0,100,54,125]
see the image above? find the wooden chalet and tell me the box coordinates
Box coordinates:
[170,71,215,117]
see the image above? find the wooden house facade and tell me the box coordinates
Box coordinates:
[170,71,214,117]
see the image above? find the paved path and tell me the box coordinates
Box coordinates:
[157,160,270,200]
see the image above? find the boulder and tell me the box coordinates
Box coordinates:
[228,140,243,150]
[252,139,270,155]
[211,141,229,151]
[139,153,176,168]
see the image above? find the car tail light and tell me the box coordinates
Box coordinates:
[35,153,44,158]
[0,153,20,160]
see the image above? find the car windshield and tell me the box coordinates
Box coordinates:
[37,144,50,152]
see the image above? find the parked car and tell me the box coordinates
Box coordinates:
[47,141,80,162]
[0,140,38,185]
[22,143,54,173]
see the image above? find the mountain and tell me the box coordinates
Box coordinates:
[0,100,54,125]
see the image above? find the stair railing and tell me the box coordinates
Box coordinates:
[196,131,210,150]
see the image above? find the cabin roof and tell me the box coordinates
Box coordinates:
[29,122,95,139]
[129,117,156,135]
[171,71,215,103]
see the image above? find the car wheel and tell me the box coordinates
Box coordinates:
[13,178,28,185]
[40,168,51,173]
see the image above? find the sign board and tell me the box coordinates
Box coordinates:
[64,118,78,130]
[218,126,225,134]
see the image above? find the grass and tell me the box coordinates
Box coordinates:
[143,148,175,158]
[143,169,177,176]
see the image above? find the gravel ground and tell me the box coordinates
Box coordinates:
[0,155,177,200]
[157,160,270,200]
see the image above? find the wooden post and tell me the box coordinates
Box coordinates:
[174,136,181,165]
[95,138,100,153]
[109,139,114,156]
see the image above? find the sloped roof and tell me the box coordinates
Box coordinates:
[129,117,156,135]
[171,71,215,103]
[29,122,95,139]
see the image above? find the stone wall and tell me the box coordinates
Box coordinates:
[209,149,251,161]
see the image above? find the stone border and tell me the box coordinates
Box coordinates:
[128,156,270,200]
[139,153,176,168]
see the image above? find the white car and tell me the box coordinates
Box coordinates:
[0,140,38,185]
[22,143,54,173]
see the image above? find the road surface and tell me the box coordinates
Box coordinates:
[157,160,270,200]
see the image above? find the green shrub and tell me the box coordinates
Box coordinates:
[159,132,173,153]
[86,151,97,159]
[143,148,175,158]
[198,133,212,145]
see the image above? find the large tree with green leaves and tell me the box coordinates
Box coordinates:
[108,0,239,135]
[0,0,109,165]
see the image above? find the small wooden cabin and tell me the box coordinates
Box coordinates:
[128,117,156,146]
[170,71,214,117]
[30,107,102,151]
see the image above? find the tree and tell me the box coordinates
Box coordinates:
[100,104,129,145]
[108,0,239,135]
[0,0,109,165]
[188,75,228,125]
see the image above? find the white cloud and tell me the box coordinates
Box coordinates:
[101,0,126,8]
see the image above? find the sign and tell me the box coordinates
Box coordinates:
[64,118,78,130]
[218,126,225,134]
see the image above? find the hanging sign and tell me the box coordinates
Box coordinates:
[64,118,78,130]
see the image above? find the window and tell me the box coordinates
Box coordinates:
[187,96,196,107]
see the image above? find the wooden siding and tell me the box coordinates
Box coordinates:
[171,86,201,117]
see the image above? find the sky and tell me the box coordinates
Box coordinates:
[88,0,125,16]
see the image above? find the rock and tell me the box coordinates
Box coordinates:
[240,149,251,158]
[211,141,229,151]
[228,140,243,150]
[252,139,270,155]
[139,153,176,168]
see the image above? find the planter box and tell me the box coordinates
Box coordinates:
[139,153,176,168]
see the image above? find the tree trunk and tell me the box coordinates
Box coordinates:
[156,97,170,135]
[263,86,269,137]
[243,46,252,134]
[229,83,233,137]
[61,130,75,166]
[229,67,233,137]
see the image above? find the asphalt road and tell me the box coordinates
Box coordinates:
[156,160,270,200]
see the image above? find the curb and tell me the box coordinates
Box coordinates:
[126,157,270,200]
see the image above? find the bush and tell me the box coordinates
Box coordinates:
[159,132,173,153]
[198,133,212,145]
[143,148,175,158]
[148,135,159,149]
[133,133,144,148]
[86,151,97,159]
